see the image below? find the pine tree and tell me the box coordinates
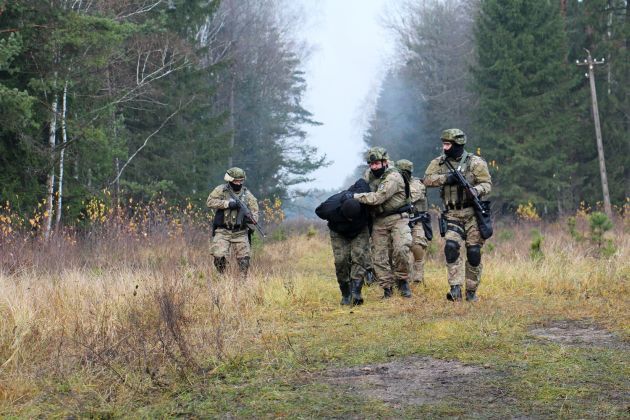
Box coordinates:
[472,0,582,214]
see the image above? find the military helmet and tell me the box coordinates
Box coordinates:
[224,166,246,182]
[396,159,414,174]
[440,128,467,145]
[365,146,388,164]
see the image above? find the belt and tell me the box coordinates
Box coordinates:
[216,225,248,231]
[445,203,471,210]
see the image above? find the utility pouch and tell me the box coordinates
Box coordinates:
[438,213,447,238]
[475,200,493,240]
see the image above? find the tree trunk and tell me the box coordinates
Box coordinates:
[55,80,68,229]
[228,75,235,168]
[44,92,58,240]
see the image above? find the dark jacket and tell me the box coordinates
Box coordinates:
[315,179,371,239]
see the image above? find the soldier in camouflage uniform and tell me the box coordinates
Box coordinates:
[352,147,413,298]
[396,159,430,285]
[423,129,492,301]
[206,167,259,276]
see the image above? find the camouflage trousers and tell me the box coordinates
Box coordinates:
[330,228,371,286]
[409,222,429,283]
[443,208,484,290]
[211,228,250,259]
[371,214,412,289]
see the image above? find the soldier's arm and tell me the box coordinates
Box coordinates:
[410,179,427,207]
[206,186,230,209]
[423,159,448,187]
[354,172,400,206]
[246,194,259,223]
[471,158,492,196]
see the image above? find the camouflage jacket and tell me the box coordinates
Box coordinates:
[206,184,259,228]
[409,177,428,212]
[423,151,491,207]
[355,167,409,217]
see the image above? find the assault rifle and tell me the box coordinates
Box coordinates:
[409,211,433,241]
[228,190,266,238]
[443,159,493,239]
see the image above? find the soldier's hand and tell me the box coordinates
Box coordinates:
[467,187,479,199]
[228,199,240,210]
[444,173,458,185]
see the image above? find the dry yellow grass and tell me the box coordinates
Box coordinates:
[0,219,628,416]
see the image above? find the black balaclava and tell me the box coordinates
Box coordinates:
[229,181,243,192]
[444,142,465,159]
[371,161,388,178]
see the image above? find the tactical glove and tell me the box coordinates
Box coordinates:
[228,199,240,210]
[444,173,458,185]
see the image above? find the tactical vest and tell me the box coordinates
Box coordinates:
[372,167,411,216]
[440,151,474,207]
[213,185,249,229]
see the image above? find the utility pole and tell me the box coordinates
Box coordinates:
[576,49,613,219]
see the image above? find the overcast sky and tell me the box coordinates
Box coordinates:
[298,0,396,191]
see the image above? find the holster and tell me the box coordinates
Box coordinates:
[421,212,433,241]
[438,212,448,238]
[474,200,493,240]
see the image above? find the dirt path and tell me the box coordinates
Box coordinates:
[317,319,629,417]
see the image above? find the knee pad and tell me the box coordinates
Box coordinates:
[444,240,460,263]
[467,245,481,267]
[410,244,425,261]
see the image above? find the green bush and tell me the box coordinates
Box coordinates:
[530,229,544,261]
[588,212,616,257]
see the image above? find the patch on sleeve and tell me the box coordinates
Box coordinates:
[378,183,385,191]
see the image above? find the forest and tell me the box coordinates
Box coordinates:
[1,1,628,417]
[366,0,628,216]
[1,0,628,237]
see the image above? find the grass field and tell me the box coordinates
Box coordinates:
[0,218,628,418]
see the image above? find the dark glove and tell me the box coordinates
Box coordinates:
[340,191,354,203]
[228,199,240,210]
[444,173,458,185]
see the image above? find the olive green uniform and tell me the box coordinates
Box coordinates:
[206,184,259,272]
[355,169,412,290]
[409,177,429,283]
[424,152,491,291]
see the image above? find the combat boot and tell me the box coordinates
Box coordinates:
[465,288,478,302]
[382,287,393,299]
[398,280,412,298]
[350,279,364,306]
[237,257,250,276]
[446,285,462,301]
[339,282,351,305]
[213,257,227,274]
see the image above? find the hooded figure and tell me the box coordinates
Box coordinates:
[315,178,372,306]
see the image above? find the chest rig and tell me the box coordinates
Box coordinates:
[440,151,473,209]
